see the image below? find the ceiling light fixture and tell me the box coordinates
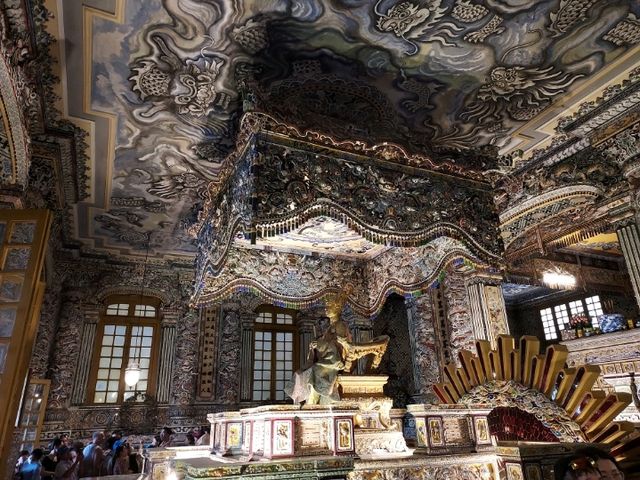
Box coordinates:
[125,235,151,388]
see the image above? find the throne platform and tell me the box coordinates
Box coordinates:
[208,375,413,461]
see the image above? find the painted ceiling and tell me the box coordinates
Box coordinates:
[561,232,623,257]
[49,0,640,257]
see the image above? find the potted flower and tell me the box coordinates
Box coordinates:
[569,314,591,337]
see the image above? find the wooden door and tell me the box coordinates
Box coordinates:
[0,209,51,472]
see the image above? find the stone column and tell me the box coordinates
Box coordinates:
[29,273,64,378]
[465,273,510,347]
[156,309,178,404]
[297,316,316,368]
[170,308,199,405]
[239,312,254,403]
[442,270,475,365]
[353,318,374,375]
[48,291,86,409]
[617,222,640,310]
[406,295,439,403]
[70,306,100,405]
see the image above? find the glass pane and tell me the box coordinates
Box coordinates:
[100,346,112,357]
[4,247,31,270]
[9,222,36,244]
[94,392,106,403]
[0,277,23,301]
[111,358,122,369]
[104,325,115,335]
[539,308,556,340]
[115,325,126,335]
[108,370,119,380]
[97,369,109,379]
[106,392,118,403]
[95,381,107,391]
[108,381,119,391]
[264,332,271,341]
[0,308,16,337]
[569,300,585,316]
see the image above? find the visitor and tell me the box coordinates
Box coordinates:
[195,426,210,446]
[555,454,602,480]
[42,437,62,479]
[59,434,71,448]
[101,435,118,474]
[186,432,195,446]
[576,447,625,480]
[149,434,162,448]
[159,427,173,447]
[14,449,29,478]
[80,431,105,477]
[107,445,130,475]
[18,448,45,480]
[53,446,81,480]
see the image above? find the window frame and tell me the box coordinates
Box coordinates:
[86,295,162,404]
[539,295,604,341]
[251,305,299,403]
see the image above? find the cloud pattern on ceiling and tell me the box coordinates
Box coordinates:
[87,0,639,254]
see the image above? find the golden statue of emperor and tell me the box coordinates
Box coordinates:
[285,286,390,405]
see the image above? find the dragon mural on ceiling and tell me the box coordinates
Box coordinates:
[77,0,639,253]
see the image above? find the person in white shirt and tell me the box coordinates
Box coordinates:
[195,426,210,446]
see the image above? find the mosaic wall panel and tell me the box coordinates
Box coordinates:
[214,308,241,404]
[407,295,440,403]
[171,309,200,405]
[443,270,474,365]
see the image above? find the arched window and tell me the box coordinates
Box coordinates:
[252,306,298,402]
[87,295,161,404]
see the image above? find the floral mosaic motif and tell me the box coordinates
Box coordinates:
[9,221,35,244]
[459,380,587,442]
[3,247,30,271]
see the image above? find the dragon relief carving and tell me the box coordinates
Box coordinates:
[463,64,583,124]
[374,0,463,54]
[129,36,231,117]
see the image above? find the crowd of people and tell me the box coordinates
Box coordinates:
[13,425,211,480]
[13,428,623,479]
[555,447,625,480]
